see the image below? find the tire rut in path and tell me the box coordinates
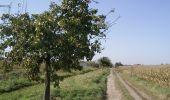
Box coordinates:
[107,68,121,100]
[116,73,152,100]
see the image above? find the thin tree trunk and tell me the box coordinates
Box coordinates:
[44,59,51,100]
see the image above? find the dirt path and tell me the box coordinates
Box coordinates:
[107,68,122,100]
[116,73,152,100]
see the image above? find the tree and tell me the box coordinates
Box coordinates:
[115,62,123,68]
[0,1,108,100]
[98,57,113,67]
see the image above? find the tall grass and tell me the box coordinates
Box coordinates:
[52,68,109,100]
[0,78,36,94]
[0,68,109,100]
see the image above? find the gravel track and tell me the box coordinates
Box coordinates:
[107,68,122,100]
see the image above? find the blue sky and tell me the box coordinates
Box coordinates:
[1,0,170,64]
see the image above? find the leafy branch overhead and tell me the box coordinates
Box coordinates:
[0,0,109,100]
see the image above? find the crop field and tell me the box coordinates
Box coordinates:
[0,67,109,100]
[116,65,170,100]
[117,65,170,86]
[1,0,170,100]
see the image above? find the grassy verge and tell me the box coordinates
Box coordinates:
[121,73,170,100]
[0,78,36,94]
[0,68,109,100]
[51,68,109,100]
[0,67,95,94]
[0,84,44,100]
[57,67,97,78]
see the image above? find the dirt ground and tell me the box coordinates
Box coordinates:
[107,68,122,100]
[107,68,151,100]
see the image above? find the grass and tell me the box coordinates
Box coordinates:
[0,68,109,100]
[51,68,109,100]
[120,71,170,100]
[0,78,36,94]
[0,67,95,94]
[57,67,97,78]
[0,67,36,94]
[0,84,44,100]
[0,68,36,94]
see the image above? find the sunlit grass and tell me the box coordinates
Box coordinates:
[0,68,109,100]
[51,68,109,100]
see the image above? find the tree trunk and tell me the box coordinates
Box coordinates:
[44,59,51,100]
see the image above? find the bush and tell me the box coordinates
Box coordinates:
[87,61,99,68]
[98,57,113,67]
[115,62,123,68]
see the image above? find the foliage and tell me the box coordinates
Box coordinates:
[0,1,107,81]
[56,67,96,79]
[83,61,99,68]
[0,0,108,99]
[0,57,4,60]
[98,57,113,67]
[0,68,109,100]
[89,61,99,68]
[115,62,123,68]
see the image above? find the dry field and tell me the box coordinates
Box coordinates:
[117,65,170,87]
[115,65,170,100]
